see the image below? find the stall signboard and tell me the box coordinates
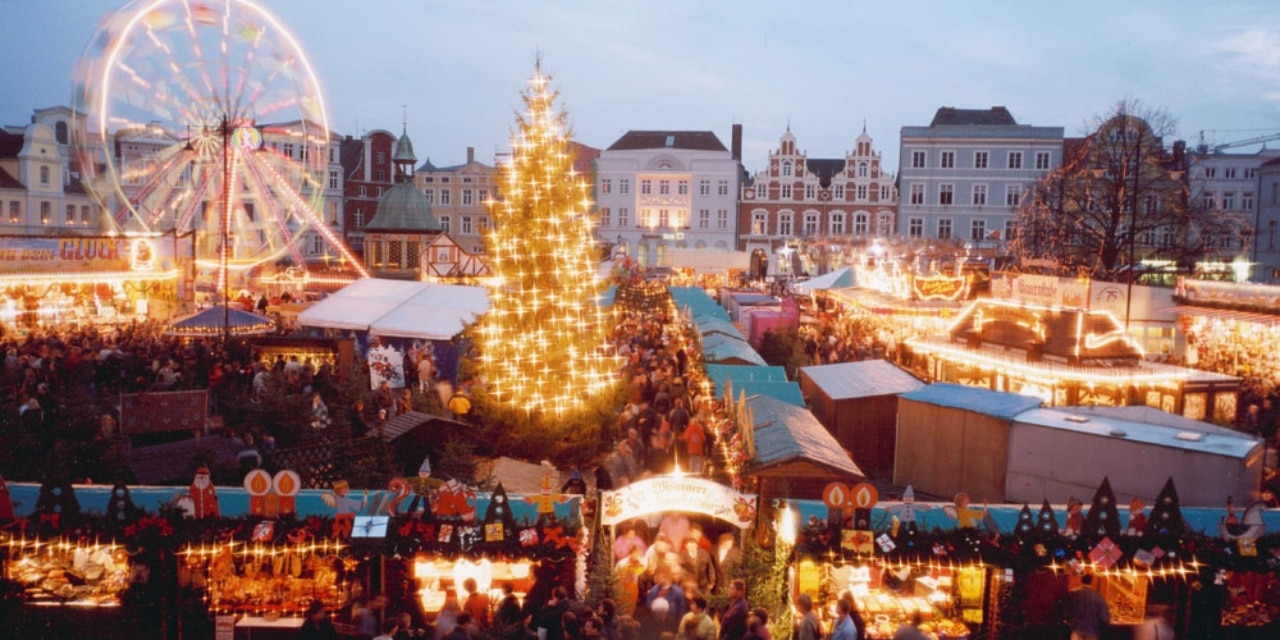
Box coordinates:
[215,616,235,640]
[601,476,758,529]
[120,389,208,435]
[911,274,969,301]
[0,236,173,275]
[1176,276,1280,312]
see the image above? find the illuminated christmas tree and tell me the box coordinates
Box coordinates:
[479,62,616,417]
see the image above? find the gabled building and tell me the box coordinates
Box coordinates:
[363,128,441,279]
[739,126,897,276]
[415,146,497,256]
[0,108,102,234]
[596,128,742,267]
[898,106,1063,243]
[339,129,398,255]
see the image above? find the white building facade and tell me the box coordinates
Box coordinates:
[898,107,1063,244]
[596,130,741,268]
[1187,148,1280,281]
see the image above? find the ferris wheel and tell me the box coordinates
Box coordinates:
[72,0,365,279]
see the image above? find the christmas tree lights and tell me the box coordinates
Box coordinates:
[479,63,617,416]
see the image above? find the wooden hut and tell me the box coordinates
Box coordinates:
[799,360,924,473]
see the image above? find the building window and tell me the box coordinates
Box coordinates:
[1004,219,1018,242]
[938,218,952,239]
[479,217,489,232]
[858,162,868,177]
[354,208,365,228]
[805,185,816,200]
[829,211,845,235]
[970,218,986,240]
[601,178,612,194]
[778,212,793,236]
[461,189,472,205]
[678,180,689,195]
[699,180,710,195]
[756,183,767,198]
[699,209,710,229]
[81,205,91,225]
[659,180,670,195]
[972,184,987,206]
[1202,192,1215,209]
[440,216,451,233]
[1223,192,1236,210]
[55,121,68,144]
[909,217,924,238]
[328,201,339,225]
[328,170,339,189]
[659,209,672,227]
[834,185,845,200]
[941,151,955,169]
[66,205,75,224]
[718,180,729,196]
[1243,191,1255,211]
[782,161,792,177]
[600,207,611,227]
[376,151,385,164]
[619,208,629,227]
[313,234,324,254]
[880,185,890,201]
[1204,167,1217,179]
[423,189,433,204]
[911,151,926,168]
[478,189,489,203]
[461,216,473,234]
[974,151,988,169]
[641,180,652,195]
[752,211,767,235]
[7,202,17,223]
[406,241,420,269]
[283,143,294,158]
[781,184,792,199]
[803,212,820,236]
[620,179,630,194]
[854,213,868,235]
[910,184,924,205]
[376,187,385,198]
[1225,167,1238,179]
[856,185,868,201]
[40,201,51,224]
[1036,152,1051,170]
[939,184,954,205]
[1006,185,1023,207]
[1245,168,1257,179]
[359,185,367,197]
[1007,152,1023,169]
[40,166,50,185]
[439,189,451,205]
[388,240,403,268]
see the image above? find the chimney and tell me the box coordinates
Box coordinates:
[731,124,743,160]
[467,146,475,164]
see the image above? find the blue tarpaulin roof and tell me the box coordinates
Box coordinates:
[705,364,789,390]
[746,394,865,480]
[898,382,1043,419]
[670,286,730,322]
[701,333,767,366]
[720,379,806,407]
[695,316,746,340]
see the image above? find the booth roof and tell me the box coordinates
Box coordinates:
[695,316,746,340]
[800,360,925,400]
[297,277,489,340]
[793,267,855,294]
[671,286,730,322]
[899,382,1043,419]
[747,394,865,481]
[701,333,767,366]
[1014,407,1262,459]
[705,364,789,389]
[719,380,806,407]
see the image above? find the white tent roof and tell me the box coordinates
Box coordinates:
[793,267,854,294]
[298,277,490,340]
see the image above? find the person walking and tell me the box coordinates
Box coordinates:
[1063,573,1110,640]
[794,594,822,640]
[719,580,749,640]
[828,598,857,640]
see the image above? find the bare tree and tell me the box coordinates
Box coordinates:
[1010,100,1249,282]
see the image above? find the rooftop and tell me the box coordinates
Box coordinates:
[607,130,728,153]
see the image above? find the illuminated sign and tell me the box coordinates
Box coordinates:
[600,476,758,529]
[911,274,969,301]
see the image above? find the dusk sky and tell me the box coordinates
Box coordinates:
[3,0,1280,172]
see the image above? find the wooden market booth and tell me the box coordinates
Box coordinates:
[901,298,1242,425]
[799,360,925,473]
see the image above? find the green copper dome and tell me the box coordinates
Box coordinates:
[366,181,439,231]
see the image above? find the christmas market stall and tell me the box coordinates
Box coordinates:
[901,298,1242,424]
[799,360,925,473]
[0,468,584,639]
[0,234,179,333]
[248,336,356,376]
[895,383,1265,507]
[783,474,1280,640]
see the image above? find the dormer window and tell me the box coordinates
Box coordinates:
[782,161,792,177]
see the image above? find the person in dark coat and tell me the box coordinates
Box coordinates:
[718,580,748,640]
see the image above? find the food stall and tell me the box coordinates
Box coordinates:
[4,538,132,607]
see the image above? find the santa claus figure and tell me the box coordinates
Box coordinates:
[189,466,220,519]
